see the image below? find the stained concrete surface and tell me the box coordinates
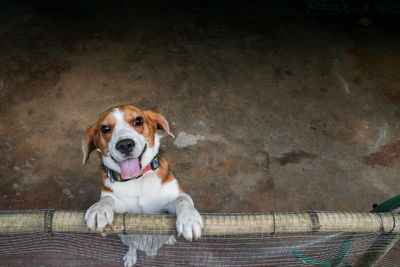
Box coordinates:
[0,1,400,213]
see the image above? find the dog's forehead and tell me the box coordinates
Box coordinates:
[98,105,143,124]
[119,105,144,118]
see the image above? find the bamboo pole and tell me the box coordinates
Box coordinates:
[0,210,399,235]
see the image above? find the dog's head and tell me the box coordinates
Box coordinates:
[82,105,174,180]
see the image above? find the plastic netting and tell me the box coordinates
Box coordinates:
[0,211,399,266]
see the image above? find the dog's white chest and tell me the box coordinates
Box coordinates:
[102,171,179,214]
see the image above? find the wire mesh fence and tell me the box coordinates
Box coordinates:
[0,210,399,266]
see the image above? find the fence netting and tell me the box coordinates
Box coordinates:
[0,210,399,266]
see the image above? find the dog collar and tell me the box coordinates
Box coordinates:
[103,154,160,182]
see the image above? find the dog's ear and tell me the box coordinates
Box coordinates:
[144,110,175,139]
[82,123,97,166]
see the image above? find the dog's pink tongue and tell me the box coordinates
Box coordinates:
[118,158,141,179]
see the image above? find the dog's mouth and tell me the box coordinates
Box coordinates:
[113,144,147,180]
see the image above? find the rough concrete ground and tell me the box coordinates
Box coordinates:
[0,1,399,213]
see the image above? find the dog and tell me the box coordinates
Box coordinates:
[82,104,203,266]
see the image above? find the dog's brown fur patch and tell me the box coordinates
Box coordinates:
[157,157,177,184]
[101,172,113,192]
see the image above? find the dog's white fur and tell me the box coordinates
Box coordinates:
[83,105,203,266]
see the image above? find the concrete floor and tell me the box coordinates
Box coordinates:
[1,1,399,213]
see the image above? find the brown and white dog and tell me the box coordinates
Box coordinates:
[82,104,203,266]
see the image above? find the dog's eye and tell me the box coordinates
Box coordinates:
[133,117,143,126]
[101,125,111,133]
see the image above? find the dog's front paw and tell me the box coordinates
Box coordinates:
[165,235,177,245]
[123,247,137,267]
[176,207,203,242]
[84,201,114,232]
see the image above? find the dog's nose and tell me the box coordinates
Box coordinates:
[116,139,135,155]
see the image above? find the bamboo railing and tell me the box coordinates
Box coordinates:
[0,210,398,235]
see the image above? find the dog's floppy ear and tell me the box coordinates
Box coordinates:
[82,123,97,166]
[144,110,175,139]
